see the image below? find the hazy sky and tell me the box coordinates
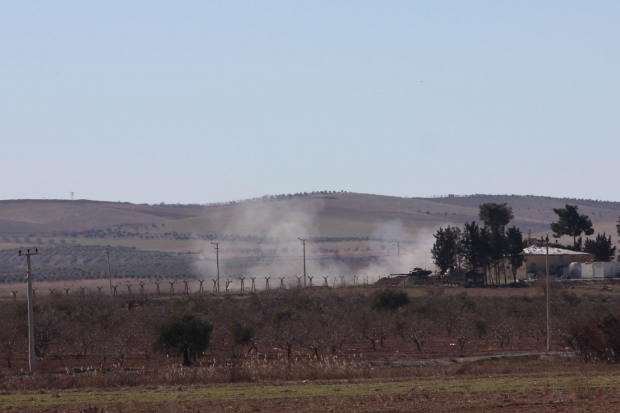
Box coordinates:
[1,1,619,204]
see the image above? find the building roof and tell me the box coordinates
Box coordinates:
[523,245,592,256]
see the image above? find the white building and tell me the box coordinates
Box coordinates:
[516,245,593,278]
[563,261,620,279]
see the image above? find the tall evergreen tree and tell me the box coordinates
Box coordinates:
[550,204,594,250]
[431,226,461,275]
[584,233,616,262]
[478,203,514,233]
[459,222,491,282]
[479,203,513,284]
[505,226,524,282]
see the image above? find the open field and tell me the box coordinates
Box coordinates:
[4,363,620,412]
[2,283,620,411]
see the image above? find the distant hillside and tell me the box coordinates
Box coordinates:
[1,193,618,286]
[0,193,618,252]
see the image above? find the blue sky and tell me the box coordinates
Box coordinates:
[1,1,619,203]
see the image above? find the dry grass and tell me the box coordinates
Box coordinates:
[2,362,620,412]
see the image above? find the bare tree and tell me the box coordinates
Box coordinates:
[396,309,435,353]
[0,304,26,368]
[356,308,390,351]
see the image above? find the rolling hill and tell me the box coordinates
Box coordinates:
[0,193,618,251]
[0,192,618,287]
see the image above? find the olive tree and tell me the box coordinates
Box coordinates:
[154,305,213,366]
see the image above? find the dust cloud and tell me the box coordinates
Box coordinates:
[190,199,453,290]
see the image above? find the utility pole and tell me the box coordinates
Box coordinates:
[394,242,400,272]
[545,234,551,352]
[19,248,38,373]
[211,242,220,293]
[298,238,306,287]
[539,235,552,351]
[105,248,112,298]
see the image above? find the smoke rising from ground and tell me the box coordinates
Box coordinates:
[191,199,453,289]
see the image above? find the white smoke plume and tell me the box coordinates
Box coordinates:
[191,198,454,289]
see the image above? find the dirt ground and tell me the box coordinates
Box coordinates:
[106,390,618,413]
[5,374,620,413]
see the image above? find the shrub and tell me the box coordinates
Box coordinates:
[154,307,213,366]
[371,289,410,312]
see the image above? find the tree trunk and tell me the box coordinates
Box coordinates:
[368,338,377,351]
[413,338,423,353]
[182,348,192,366]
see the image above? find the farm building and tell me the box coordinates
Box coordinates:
[514,245,593,279]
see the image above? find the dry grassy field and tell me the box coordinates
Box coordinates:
[5,368,620,412]
[2,283,620,412]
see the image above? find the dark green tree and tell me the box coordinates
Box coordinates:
[478,203,514,233]
[154,305,213,366]
[479,203,514,284]
[371,289,410,312]
[505,226,524,282]
[459,221,491,282]
[550,204,594,250]
[229,319,256,355]
[431,226,461,275]
[617,216,620,241]
[584,233,616,262]
[489,227,507,284]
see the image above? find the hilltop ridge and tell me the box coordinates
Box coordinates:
[0,192,618,252]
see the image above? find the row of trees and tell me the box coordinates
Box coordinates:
[2,288,618,371]
[432,203,524,284]
[548,204,618,261]
[432,203,620,283]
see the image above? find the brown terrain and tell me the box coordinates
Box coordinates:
[0,193,617,284]
[1,193,620,412]
[0,193,618,251]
